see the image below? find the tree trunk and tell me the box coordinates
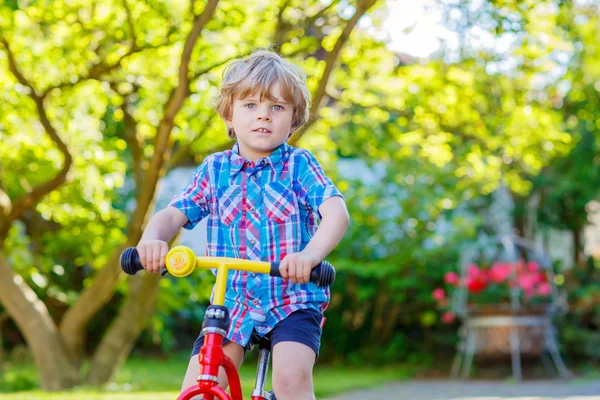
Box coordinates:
[0,313,7,376]
[369,281,388,344]
[85,272,161,385]
[380,303,402,345]
[0,251,78,390]
[59,243,129,364]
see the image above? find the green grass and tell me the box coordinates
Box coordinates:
[0,356,412,399]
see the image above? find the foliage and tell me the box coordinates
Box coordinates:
[1,0,600,386]
[139,272,213,353]
[529,5,600,262]
[0,0,383,387]
[322,169,479,363]
[558,258,600,361]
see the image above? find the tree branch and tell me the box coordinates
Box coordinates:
[59,1,221,350]
[0,37,73,238]
[122,0,138,50]
[272,0,292,49]
[303,0,341,33]
[289,0,379,145]
[188,52,249,91]
[41,25,177,98]
[130,0,220,239]
[272,0,341,52]
[160,0,219,135]
[168,113,219,169]
[109,82,145,188]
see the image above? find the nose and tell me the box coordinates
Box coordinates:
[257,106,272,122]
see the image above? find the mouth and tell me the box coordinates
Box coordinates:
[253,128,272,134]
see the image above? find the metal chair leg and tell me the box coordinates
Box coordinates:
[450,349,464,379]
[450,326,466,379]
[541,351,557,378]
[509,326,522,380]
[461,328,477,379]
[545,325,572,379]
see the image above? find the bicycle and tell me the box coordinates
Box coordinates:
[120,245,335,400]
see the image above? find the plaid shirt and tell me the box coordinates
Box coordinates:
[169,142,342,346]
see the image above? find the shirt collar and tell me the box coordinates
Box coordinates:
[229,142,291,175]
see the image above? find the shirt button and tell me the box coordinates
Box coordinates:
[252,299,260,306]
[249,238,256,245]
[251,174,258,180]
[250,207,256,214]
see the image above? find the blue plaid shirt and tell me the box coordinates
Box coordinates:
[169,142,342,346]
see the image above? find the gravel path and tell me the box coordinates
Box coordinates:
[331,380,600,399]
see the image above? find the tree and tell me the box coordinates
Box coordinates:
[0,0,380,389]
[532,2,600,265]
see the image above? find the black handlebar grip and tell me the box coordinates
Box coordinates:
[120,247,143,275]
[270,261,336,287]
[120,247,168,276]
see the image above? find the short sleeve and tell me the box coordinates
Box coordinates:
[168,158,212,230]
[294,150,343,215]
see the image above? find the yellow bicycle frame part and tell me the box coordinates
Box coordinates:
[165,246,272,305]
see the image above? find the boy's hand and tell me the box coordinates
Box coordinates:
[136,240,169,273]
[279,250,321,284]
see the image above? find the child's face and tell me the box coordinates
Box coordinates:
[226,81,295,161]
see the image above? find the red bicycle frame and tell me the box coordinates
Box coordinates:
[178,332,246,400]
[118,245,333,400]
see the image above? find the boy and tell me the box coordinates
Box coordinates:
[137,50,349,400]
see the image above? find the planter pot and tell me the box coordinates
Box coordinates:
[464,304,551,357]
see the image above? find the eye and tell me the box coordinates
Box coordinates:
[272,105,284,111]
[245,103,256,109]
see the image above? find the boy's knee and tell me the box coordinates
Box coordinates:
[272,367,313,397]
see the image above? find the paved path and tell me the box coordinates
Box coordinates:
[332,380,600,399]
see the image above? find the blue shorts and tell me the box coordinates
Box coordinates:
[191,308,323,359]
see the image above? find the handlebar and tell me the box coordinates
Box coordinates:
[120,246,335,288]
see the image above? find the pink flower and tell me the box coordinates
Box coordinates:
[432,288,446,302]
[515,259,526,273]
[441,311,455,324]
[537,282,552,296]
[467,264,480,277]
[489,262,512,284]
[518,272,541,291]
[444,272,460,286]
[527,261,540,273]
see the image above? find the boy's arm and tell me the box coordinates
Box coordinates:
[279,196,349,284]
[137,206,189,273]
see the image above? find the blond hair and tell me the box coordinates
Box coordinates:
[216,50,311,138]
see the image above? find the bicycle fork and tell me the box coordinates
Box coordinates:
[252,342,275,400]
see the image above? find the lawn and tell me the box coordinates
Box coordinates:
[0,355,412,399]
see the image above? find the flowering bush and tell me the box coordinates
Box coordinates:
[433,260,554,324]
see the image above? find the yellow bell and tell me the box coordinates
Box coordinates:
[165,246,196,277]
